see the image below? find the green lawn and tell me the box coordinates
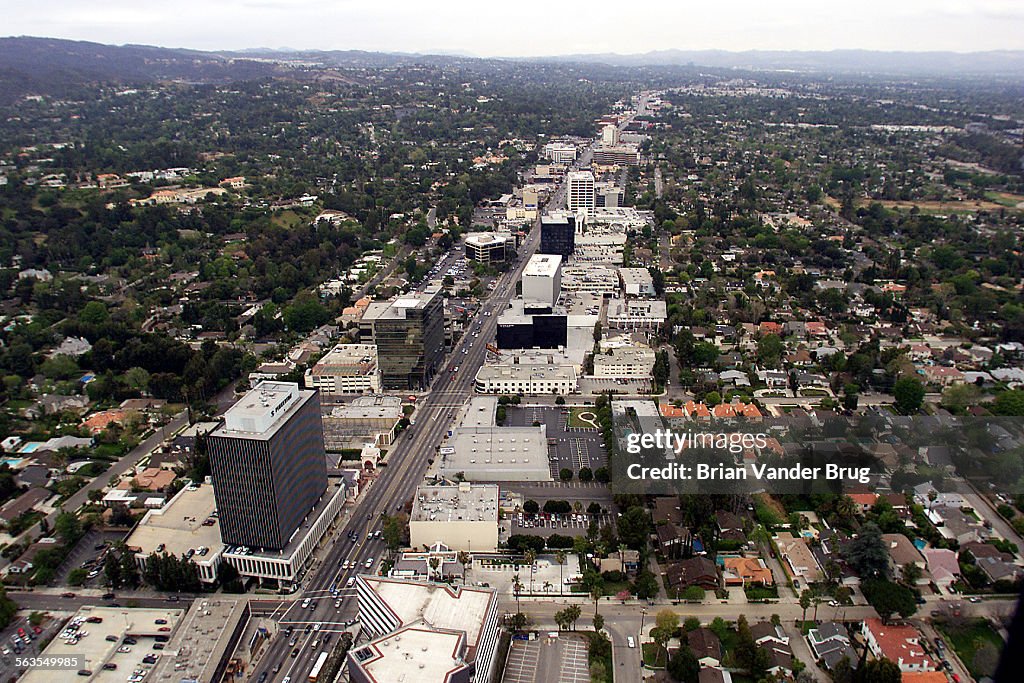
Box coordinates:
[642,641,668,668]
[937,618,1004,679]
[568,407,599,429]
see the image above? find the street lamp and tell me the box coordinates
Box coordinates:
[639,607,647,641]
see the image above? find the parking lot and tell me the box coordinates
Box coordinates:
[505,406,607,479]
[0,612,63,680]
[510,512,613,537]
[53,528,128,586]
[502,634,590,683]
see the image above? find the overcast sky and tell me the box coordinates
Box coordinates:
[7,0,1024,56]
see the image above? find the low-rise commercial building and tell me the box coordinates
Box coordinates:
[126,482,224,584]
[322,394,404,449]
[607,298,667,331]
[560,264,620,295]
[619,267,656,297]
[592,346,656,379]
[475,358,578,395]
[305,343,381,395]
[410,483,499,552]
[465,232,515,265]
[353,576,500,683]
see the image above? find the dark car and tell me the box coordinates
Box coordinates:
[103,663,117,670]
[102,592,115,600]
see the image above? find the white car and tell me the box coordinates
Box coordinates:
[365,557,374,569]
[301,598,311,608]
[627,636,635,648]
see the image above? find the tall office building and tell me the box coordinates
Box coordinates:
[539,211,576,258]
[360,288,445,390]
[602,124,620,146]
[566,170,596,214]
[207,382,328,551]
[522,253,562,306]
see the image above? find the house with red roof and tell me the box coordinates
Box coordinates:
[862,618,934,672]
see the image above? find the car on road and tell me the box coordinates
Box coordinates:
[301,598,311,608]
[61,592,76,598]
[365,557,374,569]
[627,636,635,648]
[968,596,981,603]
[346,577,355,588]
[291,647,299,658]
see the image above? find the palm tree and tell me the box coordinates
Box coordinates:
[555,551,567,594]
[590,576,605,618]
[512,574,523,616]
[429,556,441,581]
[457,550,471,584]
[524,549,537,595]
[799,589,811,623]
[543,581,553,594]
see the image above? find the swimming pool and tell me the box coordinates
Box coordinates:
[17,441,42,453]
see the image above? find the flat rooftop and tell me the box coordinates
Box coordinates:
[466,232,512,246]
[362,289,440,321]
[216,381,312,437]
[476,363,577,382]
[312,343,378,375]
[619,267,654,284]
[328,395,404,420]
[360,577,496,650]
[351,626,467,683]
[523,253,562,278]
[411,484,499,523]
[21,606,185,683]
[126,483,222,562]
[442,426,550,481]
[152,598,247,682]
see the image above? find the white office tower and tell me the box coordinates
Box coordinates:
[522,253,562,307]
[566,170,596,215]
[602,124,620,146]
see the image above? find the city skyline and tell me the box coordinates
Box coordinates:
[5,0,1024,57]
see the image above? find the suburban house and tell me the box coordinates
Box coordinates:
[687,628,722,668]
[862,618,935,672]
[721,557,773,586]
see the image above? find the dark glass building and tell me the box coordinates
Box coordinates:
[359,289,445,390]
[207,382,328,551]
[496,300,568,349]
[539,212,576,258]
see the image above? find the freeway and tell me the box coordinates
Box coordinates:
[249,184,552,683]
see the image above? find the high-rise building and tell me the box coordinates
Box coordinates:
[360,288,445,390]
[207,381,328,551]
[522,253,562,306]
[566,170,596,214]
[539,211,576,258]
[602,124,620,146]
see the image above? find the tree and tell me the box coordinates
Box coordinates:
[590,576,605,618]
[842,522,890,580]
[901,562,922,585]
[67,568,88,586]
[559,468,574,482]
[565,604,581,631]
[735,614,756,673]
[855,657,901,683]
[579,467,593,482]
[428,556,441,579]
[757,334,784,368]
[991,389,1024,416]
[524,549,537,594]
[457,551,471,583]
[54,511,83,546]
[104,551,123,589]
[382,513,408,558]
[653,609,680,665]
[512,574,523,616]
[893,376,925,415]
[862,579,918,621]
[617,506,651,550]
[592,613,604,633]
[799,589,812,623]
[667,645,700,683]
[555,551,567,592]
[523,499,540,514]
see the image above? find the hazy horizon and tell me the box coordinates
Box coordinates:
[5,0,1024,58]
